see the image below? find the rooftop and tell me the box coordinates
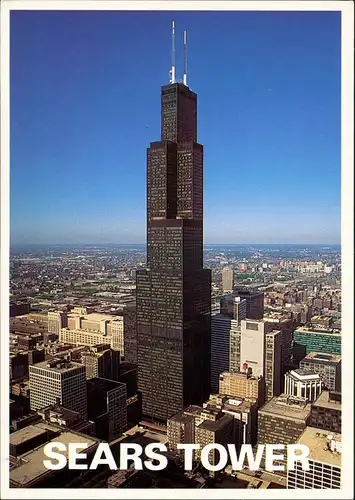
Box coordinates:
[9,425,50,447]
[296,427,342,467]
[312,390,342,411]
[302,352,341,363]
[87,377,126,393]
[197,413,233,432]
[259,394,312,422]
[287,369,322,381]
[29,358,84,373]
[294,327,341,336]
[10,426,99,487]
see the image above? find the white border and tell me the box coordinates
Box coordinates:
[1,1,353,499]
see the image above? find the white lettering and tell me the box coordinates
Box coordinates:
[90,443,117,470]
[201,444,228,472]
[144,444,168,471]
[43,442,67,470]
[177,444,200,470]
[287,444,310,471]
[265,444,285,471]
[228,444,264,471]
[68,443,87,470]
[119,444,143,470]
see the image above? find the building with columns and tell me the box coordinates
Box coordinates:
[284,369,322,402]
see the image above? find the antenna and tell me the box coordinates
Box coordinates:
[170,21,176,84]
[183,30,188,86]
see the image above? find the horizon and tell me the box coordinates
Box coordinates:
[10,10,341,245]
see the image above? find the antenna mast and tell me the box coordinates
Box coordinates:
[170,21,176,84]
[183,31,188,86]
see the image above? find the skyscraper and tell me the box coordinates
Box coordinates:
[136,23,211,421]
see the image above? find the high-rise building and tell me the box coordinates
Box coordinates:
[309,390,341,433]
[287,427,341,489]
[299,352,341,392]
[218,371,265,408]
[284,369,322,402]
[48,311,68,335]
[136,24,211,421]
[29,357,87,419]
[229,319,241,372]
[292,327,341,363]
[258,394,311,446]
[221,267,234,293]
[264,330,282,401]
[211,314,232,392]
[239,319,273,377]
[221,289,264,320]
[87,378,127,441]
[80,344,120,381]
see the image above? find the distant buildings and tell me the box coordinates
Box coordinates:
[222,267,234,293]
[29,357,87,419]
[299,352,341,392]
[48,310,68,335]
[287,427,341,489]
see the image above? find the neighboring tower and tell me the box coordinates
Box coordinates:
[222,267,234,293]
[80,344,120,381]
[136,22,211,421]
[29,357,87,419]
[210,314,232,393]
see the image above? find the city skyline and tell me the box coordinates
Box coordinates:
[10,10,341,245]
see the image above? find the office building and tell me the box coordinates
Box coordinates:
[264,330,282,401]
[229,320,241,372]
[221,290,264,320]
[29,357,87,419]
[287,427,341,489]
[48,311,68,335]
[292,327,341,363]
[87,378,127,441]
[219,371,265,408]
[239,319,273,377]
[167,405,202,450]
[58,307,136,360]
[299,352,341,392]
[10,423,100,488]
[222,267,234,293]
[10,352,29,382]
[310,390,341,433]
[36,403,95,435]
[80,344,120,381]
[136,25,211,420]
[284,369,322,402]
[258,394,311,446]
[264,315,293,368]
[205,394,258,446]
[211,314,232,392]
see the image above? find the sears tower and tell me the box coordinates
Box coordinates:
[136,22,211,421]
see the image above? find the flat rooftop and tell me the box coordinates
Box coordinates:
[67,312,119,322]
[29,359,84,373]
[87,377,125,393]
[288,369,321,380]
[312,390,342,411]
[10,425,99,487]
[296,427,341,467]
[259,394,311,422]
[294,327,341,336]
[197,414,233,432]
[302,352,341,363]
[10,425,50,447]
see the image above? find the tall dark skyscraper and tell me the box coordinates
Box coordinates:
[136,23,211,421]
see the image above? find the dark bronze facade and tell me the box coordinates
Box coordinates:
[136,82,211,421]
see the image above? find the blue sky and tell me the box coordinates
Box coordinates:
[10,9,341,244]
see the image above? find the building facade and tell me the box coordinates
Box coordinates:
[221,268,234,293]
[29,358,88,419]
[211,314,232,392]
[299,352,341,392]
[284,369,323,402]
[136,69,211,420]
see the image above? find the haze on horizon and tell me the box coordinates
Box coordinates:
[10,10,341,246]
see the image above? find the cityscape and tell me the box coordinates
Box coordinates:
[5,7,347,496]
